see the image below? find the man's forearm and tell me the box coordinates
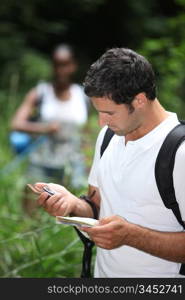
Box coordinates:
[127,223,185,263]
[72,197,99,218]
[72,186,100,218]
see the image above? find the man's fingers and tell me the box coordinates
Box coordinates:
[80,216,116,232]
[87,235,110,248]
[34,182,62,194]
[81,222,113,235]
[47,183,67,194]
[50,198,64,212]
[83,216,124,234]
[46,199,68,216]
[37,192,51,206]
[43,194,60,209]
[34,182,48,191]
[58,201,68,216]
[99,216,117,225]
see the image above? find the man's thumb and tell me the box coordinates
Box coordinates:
[99,216,113,225]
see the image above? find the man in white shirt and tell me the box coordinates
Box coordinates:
[35,48,185,277]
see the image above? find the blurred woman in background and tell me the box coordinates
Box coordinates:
[11,44,88,214]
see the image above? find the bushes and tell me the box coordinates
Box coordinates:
[139,2,185,119]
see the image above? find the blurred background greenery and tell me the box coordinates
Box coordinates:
[1,0,185,277]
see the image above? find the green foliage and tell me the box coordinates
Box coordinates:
[0,162,95,278]
[0,200,84,278]
[0,108,99,277]
[1,0,185,278]
[139,2,185,118]
[19,51,52,91]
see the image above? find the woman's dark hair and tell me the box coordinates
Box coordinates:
[83,48,156,104]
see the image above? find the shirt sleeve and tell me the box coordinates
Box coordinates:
[72,84,88,125]
[88,126,108,187]
[35,81,47,101]
[173,141,185,221]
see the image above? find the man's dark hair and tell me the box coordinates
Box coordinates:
[83,48,156,104]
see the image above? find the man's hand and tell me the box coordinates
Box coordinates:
[82,216,185,263]
[81,215,134,250]
[34,182,78,216]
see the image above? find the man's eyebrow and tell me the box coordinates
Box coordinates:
[98,110,115,113]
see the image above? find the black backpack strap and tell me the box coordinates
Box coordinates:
[74,227,95,278]
[155,123,185,275]
[74,193,98,278]
[73,128,114,278]
[100,128,114,157]
[155,123,185,228]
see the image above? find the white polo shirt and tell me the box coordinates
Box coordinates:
[88,112,185,277]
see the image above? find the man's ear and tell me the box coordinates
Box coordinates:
[132,93,147,109]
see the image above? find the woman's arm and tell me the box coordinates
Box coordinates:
[11,88,59,134]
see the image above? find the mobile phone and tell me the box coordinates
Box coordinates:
[43,186,55,196]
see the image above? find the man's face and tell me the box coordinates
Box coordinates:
[91,96,142,136]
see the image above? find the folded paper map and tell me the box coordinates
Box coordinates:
[56,216,99,239]
[56,216,98,227]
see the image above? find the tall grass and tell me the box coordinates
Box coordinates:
[0,90,99,278]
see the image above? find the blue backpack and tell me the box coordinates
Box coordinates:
[9,95,43,154]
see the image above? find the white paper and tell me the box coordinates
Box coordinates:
[56,216,99,239]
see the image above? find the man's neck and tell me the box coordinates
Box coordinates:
[125,100,169,143]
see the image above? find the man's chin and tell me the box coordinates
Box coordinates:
[109,127,124,136]
[115,131,125,136]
